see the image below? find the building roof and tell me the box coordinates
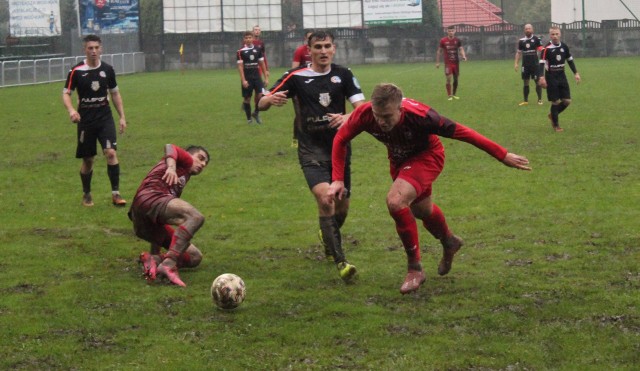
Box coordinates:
[438,0,505,27]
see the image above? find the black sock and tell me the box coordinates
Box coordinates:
[319,216,345,264]
[536,85,542,100]
[80,171,93,194]
[557,102,569,114]
[550,105,560,126]
[523,85,530,101]
[335,212,347,229]
[107,164,120,192]
[243,103,251,120]
[453,78,458,95]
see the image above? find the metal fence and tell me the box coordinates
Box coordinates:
[0,52,146,88]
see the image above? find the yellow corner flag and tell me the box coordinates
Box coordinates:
[179,43,184,56]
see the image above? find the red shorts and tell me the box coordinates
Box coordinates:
[129,194,174,247]
[390,150,445,204]
[444,63,459,76]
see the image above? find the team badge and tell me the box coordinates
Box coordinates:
[556,55,561,61]
[99,71,106,78]
[331,76,341,84]
[526,43,530,48]
[250,55,255,61]
[319,93,331,107]
[91,81,100,91]
[353,77,361,89]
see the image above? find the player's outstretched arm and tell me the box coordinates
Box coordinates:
[502,152,531,171]
[258,90,288,111]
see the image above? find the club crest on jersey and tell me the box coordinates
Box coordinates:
[99,71,106,78]
[556,55,561,61]
[91,81,100,91]
[319,93,331,107]
[526,43,530,48]
[330,76,341,84]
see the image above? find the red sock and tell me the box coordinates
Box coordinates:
[176,252,192,268]
[446,83,452,96]
[166,225,193,261]
[390,207,421,266]
[421,203,451,240]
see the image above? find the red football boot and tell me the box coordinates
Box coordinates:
[139,252,157,281]
[400,269,426,294]
[157,263,186,287]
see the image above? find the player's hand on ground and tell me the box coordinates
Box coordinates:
[327,113,346,129]
[162,168,179,185]
[119,117,127,134]
[502,152,531,171]
[327,181,346,201]
[69,110,81,123]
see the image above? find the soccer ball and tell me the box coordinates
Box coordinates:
[211,273,246,309]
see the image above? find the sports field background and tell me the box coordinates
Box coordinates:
[0,57,638,369]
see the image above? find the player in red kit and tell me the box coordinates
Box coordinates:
[436,26,467,100]
[129,144,210,287]
[328,83,531,294]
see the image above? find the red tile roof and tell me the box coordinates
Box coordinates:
[438,0,505,27]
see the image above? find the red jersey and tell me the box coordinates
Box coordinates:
[332,99,507,181]
[439,36,462,64]
[132,145,194,210]
[292,44,311,66]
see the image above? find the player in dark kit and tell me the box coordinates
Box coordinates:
[514,24,544,106]
[62,34,127,207]
[258,30,365,283]
[436,25,467,100]
[328,83,531,294]
[129,144,210,287]
[538,26,581,132]
[237,31,269,124]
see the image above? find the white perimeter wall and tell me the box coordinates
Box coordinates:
[552,0,640,23]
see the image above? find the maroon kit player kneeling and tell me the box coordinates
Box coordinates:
[129,144,210,287]
[328,83,531,294]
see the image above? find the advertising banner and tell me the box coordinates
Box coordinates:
[79,0,140,35]
[9,0,61,37]
[363,0,422,26]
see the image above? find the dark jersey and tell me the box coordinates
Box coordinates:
[518,35,543,68]
[539,42,575,80]
[132,145,193,211]
[237,44,264,80]
[253,38,267,68]
[266,63,365,162]
[63,60,118,125]
[439,36,462,64]
[332,99,507,181]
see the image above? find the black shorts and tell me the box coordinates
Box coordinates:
[301,160,351,198]
[241,77,264,98]
[521,65,539,80]
[546,75,571,101]
[76,117,118,158]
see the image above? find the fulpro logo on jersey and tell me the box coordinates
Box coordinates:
[330,76,342,84]
[319,93,331,107]
[91,81,100,91]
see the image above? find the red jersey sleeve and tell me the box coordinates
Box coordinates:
[165,144,194,170]
[451,124,508,161]
[332,103,371,181]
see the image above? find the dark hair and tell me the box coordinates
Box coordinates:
[83,34,102,44]
[308,30,334,46]
[447,25,455,30]
[243,30,253,37]
[185,145,210,164]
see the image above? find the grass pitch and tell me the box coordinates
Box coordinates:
[0,57,638,369]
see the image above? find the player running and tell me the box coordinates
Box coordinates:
[538,26,581,132]
[328,83,531,294]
